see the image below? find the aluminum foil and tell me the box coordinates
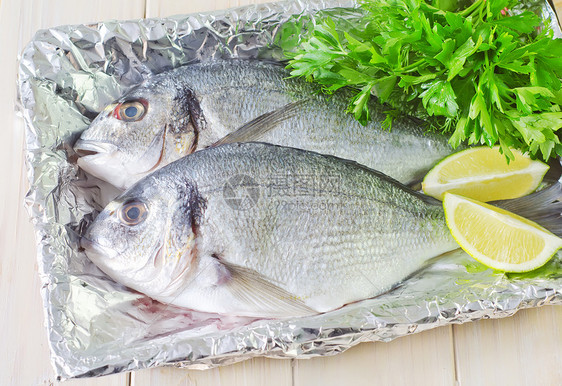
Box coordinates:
[17,0,562,380]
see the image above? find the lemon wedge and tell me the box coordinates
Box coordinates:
[443,193,562,272]
[422,146,549,201]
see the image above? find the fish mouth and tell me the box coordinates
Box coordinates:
[74,139,118,159]
[80,236,119,260]
[74,138,137,190]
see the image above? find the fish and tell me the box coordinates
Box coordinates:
[74,60,458,190]
[83,142,505,318]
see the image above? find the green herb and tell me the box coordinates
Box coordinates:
[285,0,562,161]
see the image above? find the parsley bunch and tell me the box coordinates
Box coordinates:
[286,0,562,161]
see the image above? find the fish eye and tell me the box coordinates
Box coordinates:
[114,100,147,122]
[118,200,148,226]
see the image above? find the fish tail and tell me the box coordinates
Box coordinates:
[494,180,562,237]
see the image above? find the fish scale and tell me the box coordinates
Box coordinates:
[83,142,459,317]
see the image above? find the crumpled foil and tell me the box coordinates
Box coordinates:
[17,0,562,380]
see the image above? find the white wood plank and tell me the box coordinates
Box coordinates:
[29,0,146,27]
[547,0,561,30]
[453,306,562,386]
[3,0,561,385]
[132,358,292,386]
[0,0,144,385]
[145,0,272,18]
[293,327,456,386]
[0,1,58,384]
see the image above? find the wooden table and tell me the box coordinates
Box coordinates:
[1,1,561,385]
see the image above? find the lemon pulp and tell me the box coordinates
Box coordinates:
[423,146,549,201]
[443,193,562,272]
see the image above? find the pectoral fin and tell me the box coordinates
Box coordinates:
[211,100,308,146]
[220,260,316,318]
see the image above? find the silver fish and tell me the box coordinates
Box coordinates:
[82,142,464,318]
[74,60,457,190]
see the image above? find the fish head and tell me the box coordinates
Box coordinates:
[74,79,205,190]
[81,174,205,297]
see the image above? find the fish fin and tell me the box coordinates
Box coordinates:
[219,259,317,318]
[493,180,562,237]
[211,100,308,146]
[407,179,423,191]
[544,157,562,183]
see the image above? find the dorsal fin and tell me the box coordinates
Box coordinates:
[211,100,308,146]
